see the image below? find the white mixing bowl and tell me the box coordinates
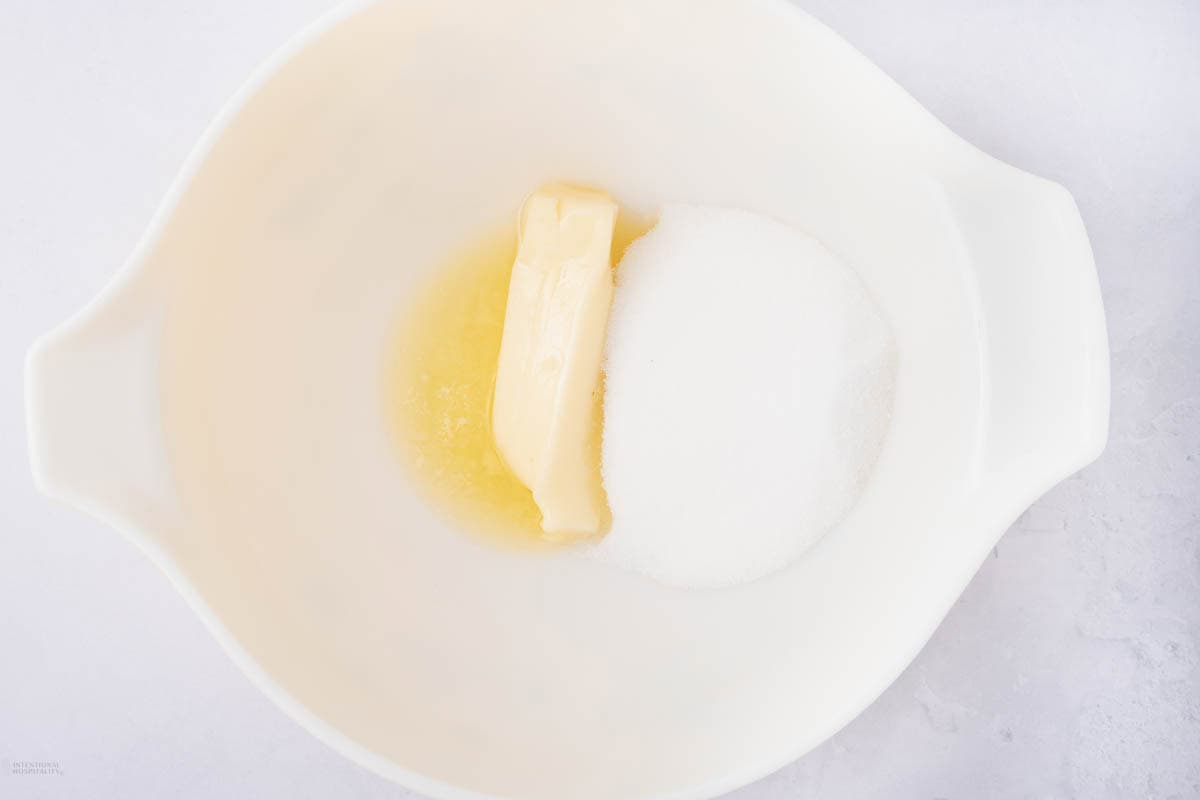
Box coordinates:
[27,0,1109,797]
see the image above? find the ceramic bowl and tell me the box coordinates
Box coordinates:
[27,0,1109,797]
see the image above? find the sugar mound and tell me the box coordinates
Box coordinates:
[592,205,896,588]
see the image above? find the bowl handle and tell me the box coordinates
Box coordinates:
[26,276,180,536]
[945,163,1110,514]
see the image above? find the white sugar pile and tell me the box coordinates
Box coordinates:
[592,205,896,588]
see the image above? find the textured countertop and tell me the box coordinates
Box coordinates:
[2,1,1197,798]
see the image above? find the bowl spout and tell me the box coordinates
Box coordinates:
[26,276,180,538]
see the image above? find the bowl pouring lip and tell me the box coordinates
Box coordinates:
[25,0,1109,797]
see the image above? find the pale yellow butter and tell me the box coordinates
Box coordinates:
[491,186,616,538]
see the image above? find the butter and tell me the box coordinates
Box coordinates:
[492,186,617,538]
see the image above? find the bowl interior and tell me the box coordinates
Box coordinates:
[155,0,984,796]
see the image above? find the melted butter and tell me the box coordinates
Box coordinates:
[385,209,652,548]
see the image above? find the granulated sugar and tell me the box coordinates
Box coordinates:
[592,205,897,588]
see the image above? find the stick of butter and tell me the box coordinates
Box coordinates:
[492,185,616,539]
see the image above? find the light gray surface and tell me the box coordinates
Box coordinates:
[1,1,1197,797]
